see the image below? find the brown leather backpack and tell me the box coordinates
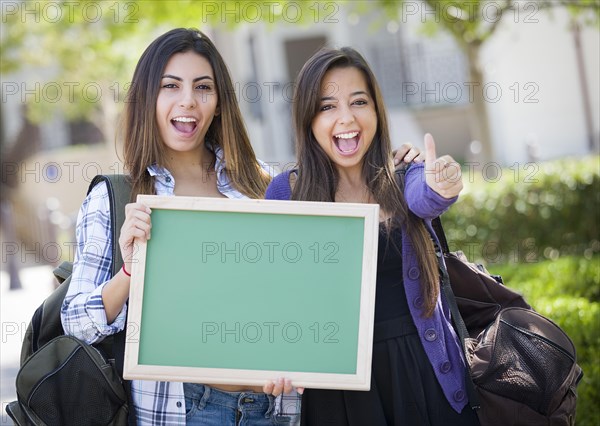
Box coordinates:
[433,218,583,426]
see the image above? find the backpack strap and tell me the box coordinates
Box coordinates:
[88,175,135,423]
[437,248,481,411]
[432,217,450,255]
[430,210,481,411]
[88,174,132,275]
[53,261,73,284]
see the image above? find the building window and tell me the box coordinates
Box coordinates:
[370,31,469,109]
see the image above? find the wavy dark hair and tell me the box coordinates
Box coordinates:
[292,47,440,317]
[120,28,270,199]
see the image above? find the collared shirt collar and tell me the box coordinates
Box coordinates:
[145,144,271,199]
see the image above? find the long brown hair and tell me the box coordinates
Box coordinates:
[292,47,440,317]
[120,28,270,199]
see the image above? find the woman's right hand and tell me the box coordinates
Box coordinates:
[119,203,152,275]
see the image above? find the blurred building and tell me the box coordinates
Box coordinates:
[213,5,599,165]
[1,3,599,268]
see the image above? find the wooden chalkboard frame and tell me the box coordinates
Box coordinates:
[124,195,379,390]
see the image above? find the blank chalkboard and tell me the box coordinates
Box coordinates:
[124,195,379,390]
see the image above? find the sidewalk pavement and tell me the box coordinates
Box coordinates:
[1,266,54,425]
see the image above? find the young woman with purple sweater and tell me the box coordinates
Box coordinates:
[264,47,480,426]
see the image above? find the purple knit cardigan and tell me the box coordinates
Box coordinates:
[264,163,469,413]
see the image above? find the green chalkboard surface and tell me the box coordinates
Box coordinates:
[124,196,379,390]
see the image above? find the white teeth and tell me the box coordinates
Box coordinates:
[335,131,359,139]
[172,117,197,123]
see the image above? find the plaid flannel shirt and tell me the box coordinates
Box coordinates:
[61,145,299,425]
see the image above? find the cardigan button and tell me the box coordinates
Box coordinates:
[408,267,420,280]
[440,361,452,373]
[453,389,466,402]
[413,297,424,309]
[424,328,437,342]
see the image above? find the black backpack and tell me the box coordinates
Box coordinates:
[6,175,133,426]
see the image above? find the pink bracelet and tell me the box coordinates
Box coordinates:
[122,264,131,277]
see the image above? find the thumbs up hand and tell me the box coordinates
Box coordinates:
[424,133,463,199]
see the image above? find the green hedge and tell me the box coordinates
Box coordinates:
[492,257,599,426]
[441,156,599,264]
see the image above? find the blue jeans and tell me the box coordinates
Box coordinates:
[183,383,295,425]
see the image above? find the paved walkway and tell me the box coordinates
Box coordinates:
[1,266,54,425]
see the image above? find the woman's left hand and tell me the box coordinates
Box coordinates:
[424,133,463,199]
[263,378,304,396]
[393,142,424,166]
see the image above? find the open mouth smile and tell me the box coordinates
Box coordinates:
[171,116,198,135]
[333,131,360,155]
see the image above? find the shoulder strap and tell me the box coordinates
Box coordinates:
[87,175,132,385]
[433,217,480,411]
[438,254,481,411]
[88,175,132,276]
[432,217,450,254]
[53,261,73,284]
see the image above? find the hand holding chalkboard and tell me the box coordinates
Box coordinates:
[124,196,380,391]
[263,377,305,396]
[101,201,154,325]
[119,202,152,272]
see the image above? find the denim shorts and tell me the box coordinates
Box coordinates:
[183,383,296,426]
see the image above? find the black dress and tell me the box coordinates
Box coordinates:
[300,225,480,426]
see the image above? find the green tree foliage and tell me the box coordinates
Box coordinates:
[2,1,598,145]
[0,0,338,139]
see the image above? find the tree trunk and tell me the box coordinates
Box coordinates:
[99,85,120,160]
[466,44,494,166]
[571,20,597,153]
[1,199,23,290]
